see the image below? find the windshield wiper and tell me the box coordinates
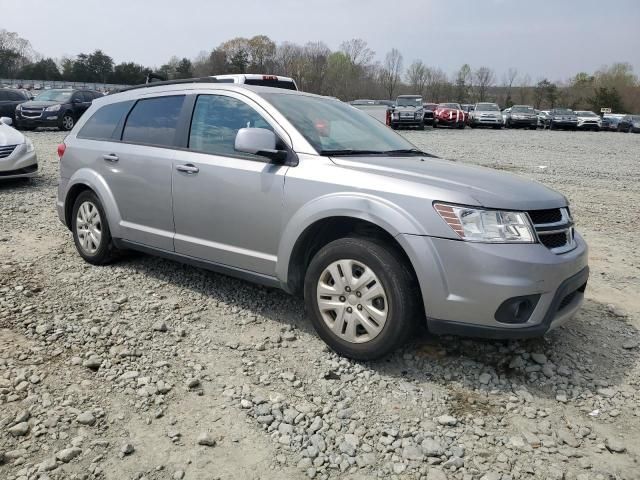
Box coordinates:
[319,149,385,156]
[383,148,437,157]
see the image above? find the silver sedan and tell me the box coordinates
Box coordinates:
[0,117,38,179]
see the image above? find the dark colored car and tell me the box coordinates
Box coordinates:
[505,105,538,129]
[15,89,101,131]
[548,108,578,131]
[602,115,621,131]
[423,102,438,125]
[0,88,30,122]
[617,115,640,133]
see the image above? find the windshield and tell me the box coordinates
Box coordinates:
[396,97,422,107]
[512,106,535,113]
[34,90,73,102]
[553,108,574,115]
[440,103,461,109]
[476,103,499,111]
[576,111,597,117]
[262,93,421,155]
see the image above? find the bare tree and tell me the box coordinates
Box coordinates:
[302,41,330,94]
[517,73,532,104]
[474,66,495,102]
[454,64,473,102]
[380,48,403,99]
[406,60,427,96]
[339,38,374,66]
[501,67,518,106]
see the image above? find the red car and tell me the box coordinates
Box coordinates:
[433,103,467,129]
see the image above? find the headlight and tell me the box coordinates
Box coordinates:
[25,138,35,153]
[45,104,61,112]
[16,104,23,110]
[393,112,399,119]
[434,203,535,243]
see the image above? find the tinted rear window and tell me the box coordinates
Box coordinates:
[78,101,134,140]
[244,79,297,90]
[122,96,185,147]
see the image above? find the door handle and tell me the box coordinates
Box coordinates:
[102,153,119,162]
[176,164,199,174]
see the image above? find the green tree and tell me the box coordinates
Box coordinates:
[174,58,193,79]
[19,58,61,80]
[589,87,624,113]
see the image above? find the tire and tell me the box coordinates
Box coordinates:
[390,123,398,130]
[59,113,75,131]
[529,125,537,130]
[304,237,420,361]
[549,121,555,130]
[432,120,438,129]
[71,190,117,265]
[418,121,425,131]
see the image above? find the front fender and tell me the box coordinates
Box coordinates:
[64,168,123,238]
[276,192,426,286]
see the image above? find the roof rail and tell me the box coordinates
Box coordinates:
[112,77,220,94]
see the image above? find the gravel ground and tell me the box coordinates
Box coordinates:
[1,128,639,480]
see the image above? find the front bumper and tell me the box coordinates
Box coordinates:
[392,116,423,125]
[401,232,589,338]
[472,117,503,126]
[509,117,537,126]
[0,144,38,179]
[15,111,61,128]
[577,121,601,129]
[551,120,578,128]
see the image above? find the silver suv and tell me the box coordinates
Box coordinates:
[57,81,589,360]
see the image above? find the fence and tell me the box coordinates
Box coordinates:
[0,78,131,92]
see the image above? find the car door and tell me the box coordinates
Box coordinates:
[171,92,288,277]
[90,94,186,251]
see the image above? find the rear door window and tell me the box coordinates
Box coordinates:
[122,96,185,147]
[77,101,134,140]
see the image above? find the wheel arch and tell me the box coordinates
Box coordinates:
[277,195,425,296]
[63,169,122,237]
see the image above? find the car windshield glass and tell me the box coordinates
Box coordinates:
[477,104,499,111]
[512,106,534,113]
[576,111,597,117]
[34,90,72,102]
[440,103,460,109]
[553,109,573,115]
[396,97,422,107]
[262,93,421,155]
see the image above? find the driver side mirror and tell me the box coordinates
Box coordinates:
[235,128,287,162]
[1,117,13,126]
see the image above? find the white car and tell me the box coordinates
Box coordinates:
[574,111,602,131]
[0,117,38,179]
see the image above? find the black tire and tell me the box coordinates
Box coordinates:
[529,125,537,130]
[418,121,425,130]
[549,121,555,130]
[304,237,420,361]
[432,120,438,129]
[71,190,117,265]
[59,113,75,131]
[390,123,398,130]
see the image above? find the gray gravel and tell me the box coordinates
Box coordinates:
[0,128,639,480]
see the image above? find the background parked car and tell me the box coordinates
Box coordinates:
[505,105,538,130]
[536,110,551,129]
[616,114,640,132]
[422,102,438,126]
[574,111,602,131]
[433,103,466,129]
[390,95,425,130]
[0,116,38,180]
[602,114,624,131]
[548,108,578,130]
[0,88,30,123]
[15,89,101,131]
[469,102,503,129]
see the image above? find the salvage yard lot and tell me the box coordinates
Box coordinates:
[1,129,639,480]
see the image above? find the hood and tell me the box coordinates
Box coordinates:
[21,100,63,108]
[0,123,26,146]
[329,156,566,211]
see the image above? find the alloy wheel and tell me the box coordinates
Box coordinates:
[75,201,102,254]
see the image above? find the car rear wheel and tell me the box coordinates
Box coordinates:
[71,191,117,265]
[418,121,425,130]
[304,237,419,360]
[59,114,75,131]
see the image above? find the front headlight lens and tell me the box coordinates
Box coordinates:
[45,104,61,112]
[25,138,35,153]
[434,203,535,243]
[16,104,23,110]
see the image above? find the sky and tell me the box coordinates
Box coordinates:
[2,0,639,81]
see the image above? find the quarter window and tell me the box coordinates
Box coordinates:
[189,95,272,159]
[77,101,134,140]
[122,96,185,147]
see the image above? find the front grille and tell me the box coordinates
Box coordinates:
[0,145,17,159]
[540,232,569,249]
[528,209,562,224]
[21,108,43,118]
[528,207,575,254]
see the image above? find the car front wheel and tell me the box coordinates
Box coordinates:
[304,237,419,360]
[71,191,116,265]
[59,114,75,131]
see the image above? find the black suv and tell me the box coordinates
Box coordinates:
[0,88,30,122]
[15,89,102,131]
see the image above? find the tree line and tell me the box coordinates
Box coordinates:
[1,29,638,112]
